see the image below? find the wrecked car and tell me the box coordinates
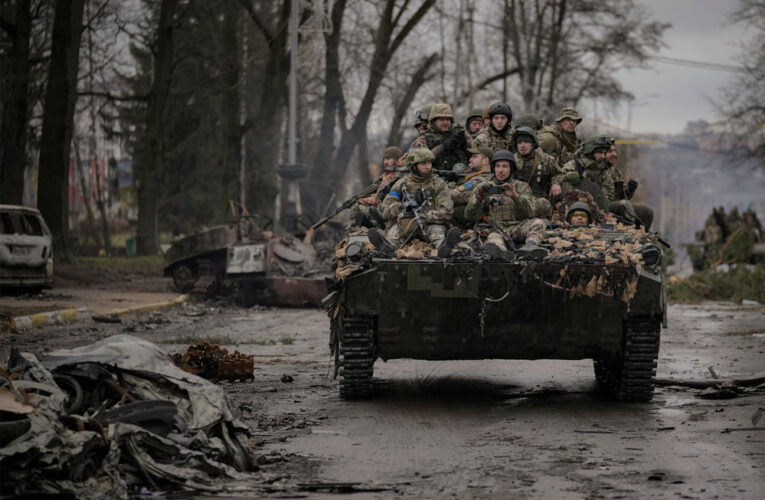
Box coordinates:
[0,204,54,292]
[325,215,666,403]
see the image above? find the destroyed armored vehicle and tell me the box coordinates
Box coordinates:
[325,220,666,402]
[163,215,327,306]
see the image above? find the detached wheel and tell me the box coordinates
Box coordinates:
[595,318,661,402]
[338,316,375,399]
[172,262,199,292]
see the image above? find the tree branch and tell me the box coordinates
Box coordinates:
[389,0,435,56]
[238,0,274,43]
[77,90,148,102]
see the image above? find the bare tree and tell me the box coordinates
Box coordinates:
[37,0,85,256]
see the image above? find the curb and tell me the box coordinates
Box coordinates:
[6,294,188,332]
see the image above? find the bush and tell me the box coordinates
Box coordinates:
[667,264,765,303]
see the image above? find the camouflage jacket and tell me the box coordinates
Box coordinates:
[472,126,513,153]
[512,149,561,198]
[410,124,470,172]
[464,177,535,231]
[538,123,580,165]
[450,171,493,205]
[560,155,616,202]
[380,172,453,225]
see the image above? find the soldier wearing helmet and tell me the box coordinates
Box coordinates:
[373,148,455,256]
[538,106,583,164]
[511,126,562,219]
[465,107,485,141]
[464,150,548,260]
[566,201,592,227]
[515,113,544,131]
[409,103,471,175]
[414,104,434,134]
[473,102,514,153]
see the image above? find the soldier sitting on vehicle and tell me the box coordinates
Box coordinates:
[353,146,403,228]
[465,107,485,142]
[604,140,654,229]
[511,126,562,219]
[566,202,592,227]
[559,135,654,229]
[410,103,471,175]
[371,148,460,258]
[464,150,548,261]
[450,145,494,228]
[538,106,582,165]
[551,189,604,226]
[473,102,514,153]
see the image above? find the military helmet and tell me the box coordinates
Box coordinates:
[490,150,517,173]
[414,103,435,128]
[465,107,484,128]
[581,134,614,157]
[516,113,543,130]
[488,102,513,121]
[428,103,454,122]
[406,148,435,171]
[512,126,538,149]
[566,201,592,222]
[383,146,402,161]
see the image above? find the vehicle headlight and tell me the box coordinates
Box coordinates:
[641,245,662,267]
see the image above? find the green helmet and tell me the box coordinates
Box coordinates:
[428,103,454,122]
[515,113,543,130]
[512,126,538,149]
[465,107,484,128]
[414,103,435,128]
[490,150,517,174]
[581,134,614,157]
[566,201,592,222]
[406,148,436,171]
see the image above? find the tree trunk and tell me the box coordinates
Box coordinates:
[72,137,100,247]
[0,0,31,205]
[136,0,177,255]
[220,1,242,206]
[387,53,438,149]
[37,0,85,258]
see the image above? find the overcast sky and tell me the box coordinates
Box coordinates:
[606,0,745,135]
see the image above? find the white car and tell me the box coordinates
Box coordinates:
[0,205,54,291]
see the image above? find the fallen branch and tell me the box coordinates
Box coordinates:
[654,372,765,389]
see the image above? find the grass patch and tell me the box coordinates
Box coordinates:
[158,335,235,345]
[667,264,765,304]
[74,255,166,276]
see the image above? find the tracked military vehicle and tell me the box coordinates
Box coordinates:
[324,219,666,402]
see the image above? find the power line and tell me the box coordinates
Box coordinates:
[651,56,745,74]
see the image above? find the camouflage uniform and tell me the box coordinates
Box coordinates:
[464,176,545,248]
[410,103,470,173]
[538,107,582,165]
[380,163,453,248]
[513,148,560,218]
[473,126,512,154]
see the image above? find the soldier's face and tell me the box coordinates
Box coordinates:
[593,150,606,162]
[517,140,534,155]
[469,153,487,171]
[606,145,617,164]
[416,161,432,175]
[559,118,577,133]
[494,162,511,181]
[468,119,483,134]
[383,157,396,169]
[434,118,451,131]
[570,213,589,226]
[492,114,509,130]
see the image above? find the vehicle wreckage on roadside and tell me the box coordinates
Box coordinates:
[324,210,667,403]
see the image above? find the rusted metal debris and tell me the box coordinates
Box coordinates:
[171,342,254,382]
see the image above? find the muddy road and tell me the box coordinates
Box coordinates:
[3,301,764,499]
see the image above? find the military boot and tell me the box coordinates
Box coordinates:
[517,242,548,259]
[367,229,395,256]
[437,227,463,258]
[483,242,513,261]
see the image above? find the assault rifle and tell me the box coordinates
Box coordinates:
[309,181,380,231]
[400,188,430,245]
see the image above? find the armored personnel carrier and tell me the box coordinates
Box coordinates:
[324,220,666,402]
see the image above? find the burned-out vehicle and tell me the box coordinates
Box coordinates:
[163,215,328,306]
[325,219,666,402]
[0,205,54,292]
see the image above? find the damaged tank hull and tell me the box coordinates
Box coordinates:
[330,256,664,402]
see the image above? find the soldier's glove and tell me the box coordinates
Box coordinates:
[626,179,638,195]
[565,171,580,185]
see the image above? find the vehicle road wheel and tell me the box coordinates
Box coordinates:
[594,318,661,402]
[338,316,375,400]
[172,262,199,292]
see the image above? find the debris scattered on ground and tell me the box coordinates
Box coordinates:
[170,342,254,381]
[0,335,255,498]
[92,314,122,323]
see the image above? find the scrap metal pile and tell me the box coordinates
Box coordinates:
[0,335,254,499]
[171,342,254,381]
